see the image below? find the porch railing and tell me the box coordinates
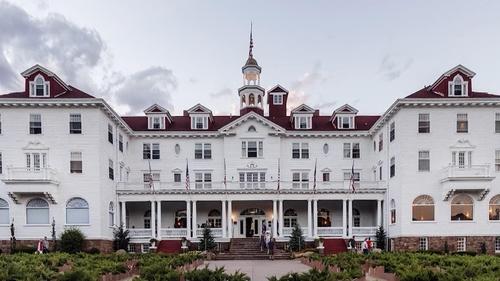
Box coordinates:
[283,227,308,237]
[317,226,343,237]
[128,228,152,238]
[352,226,377,236]
[161,228,187,238]
[441,164,492,180]
[195,228,223,238]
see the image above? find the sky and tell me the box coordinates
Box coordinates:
[1,0,500,116]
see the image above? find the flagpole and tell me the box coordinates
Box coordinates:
[313,158,317,194]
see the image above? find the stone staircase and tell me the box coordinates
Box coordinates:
[215,238,290,260]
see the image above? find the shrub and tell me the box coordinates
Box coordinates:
[60,228,85,253]
[198,226,217,251]
[86,247,100,254]
[375,226,386,250]
[58,269,94,281]
[288,224,305,252]
[113,224,130,251]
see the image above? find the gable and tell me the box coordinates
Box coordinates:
[291,104,315,114]
[333,104,358,115]
[187,103,212,114]
[144,104,169,114]
[219,111,285,135]
[267,84,289,94]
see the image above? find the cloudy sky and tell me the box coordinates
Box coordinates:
[1,1,500,116]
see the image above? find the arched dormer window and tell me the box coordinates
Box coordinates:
[30,75,49,97]
[449,75,468,97]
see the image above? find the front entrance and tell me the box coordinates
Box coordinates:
[238,208,267,238]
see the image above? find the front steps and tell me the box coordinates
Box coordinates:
[215,238,290,260]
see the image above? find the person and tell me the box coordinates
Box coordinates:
[347,236,356,253]
[268,238,276,260]
[367,237,373,252]
[36,239,44,254]
[265,231,271,254]
[43,236,49,253]
[361,238,369,255]
[260,227,266,252]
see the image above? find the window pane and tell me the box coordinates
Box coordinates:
[27,209,49,224]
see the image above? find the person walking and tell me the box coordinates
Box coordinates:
[367,237,373,253]
[36,239,44,254]
[361,238,369,255]
[347,236,356,253]
[268,238,276,260]
[43,236,49,253]
[265,231,271,254]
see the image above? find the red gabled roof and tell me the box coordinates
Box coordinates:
[267,115,379,131]
[405,86,500,99]
[0,85,95,99]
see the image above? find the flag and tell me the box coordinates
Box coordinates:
[277,158,280,191]
[313,158,317,191]
[148,160,154,192]
[350,160,356,193]
[223,158,227,190]
[185,159,190,191]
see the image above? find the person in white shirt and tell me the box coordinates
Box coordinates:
[361,238,369,255]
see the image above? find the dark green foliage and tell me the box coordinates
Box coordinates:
[375,226,386,250]
[58,269,94,281]
[443,240,449,254]
[184,266,250,281]
[113,224,130,251]
[199,226,217,251]
[288,224,305,252]
[480,242,487,254]
[60,228,85,253]
[86,247,101,254]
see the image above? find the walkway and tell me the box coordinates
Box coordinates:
[204,259,311,281]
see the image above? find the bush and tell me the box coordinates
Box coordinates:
[11,246,37,254]
[58,269,94,281]
[113,224,130,251]
[375,226,386,250]
[288,224,305,252]
[198,226,216,252]
[86,247,100,254]
[60,228,85,253]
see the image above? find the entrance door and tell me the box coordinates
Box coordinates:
[245,217,253,237]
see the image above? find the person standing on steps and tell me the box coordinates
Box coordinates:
[268,237,275,260]
[260,223,267,252]
[265,230,271,254]
[347,236,356,253]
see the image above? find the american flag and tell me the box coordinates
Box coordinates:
[313,158,317,192]
[223,158,227,190]
[277,158,280,191]
[185,159,190,191]
[148,160,154,193]
[350,160,356,193]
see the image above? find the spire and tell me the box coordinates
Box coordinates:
[249,22,254,59]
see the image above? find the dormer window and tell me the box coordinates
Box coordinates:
[449,75,468,97]
[29,75,49,97]
[294,116,312,129]
[338,116,354,129]
[148,116,165,130]
[191,116,208,130]
[273,94,283,105]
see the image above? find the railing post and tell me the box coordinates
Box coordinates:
[221,200,227,238]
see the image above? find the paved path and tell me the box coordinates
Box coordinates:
[204,259,311,281]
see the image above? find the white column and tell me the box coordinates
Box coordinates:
[151,201,156,238]
[186,200,191,239]
[157,201,162,239]
[313,200,318,237]
[121,201,127,229]
[348,199,353,237]
[192,200,197,238]
[342,199,347,238]
[221,200,227,238]
[376,199,382,228]
[272,200,277,237]
[278,199,284,237]
[307,199,312,238]
[227,200,232,238]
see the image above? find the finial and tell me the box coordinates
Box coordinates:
[249,22,253,58]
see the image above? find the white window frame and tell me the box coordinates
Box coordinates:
[452,151,472,168]
[419,237,428,251]
[294,116,312,129]
[143,143,160,160]
[239,171,266,189]
[273,94,283,105]
[194,172,212,189]
[457,237,466,252]
[292,171,309,189]
[495,113,500,133]
[292,143,309,159]
[418,150,430,172]
[109,159,114,180]
[456,113,468,133]
[448,75,468,97]
[66,197,90,225]
[496,150,500,172]
[241,140,263,158]
[191,115,209,130]
[26,198,49,225]
[29,74,50,97]
[70,152,83,174]
[343,171,360,187]
[69,113,82,134]
[194,143,211,159]
[390,121,395,141]
[418,113,430,133]
[108,124,113,144]
[343,143,360,159]
[337,116,354,129]
[148,116,165,130]
[143,172,160,188]
[390,157,395,177]
[29,113,42,134]
[25,152,47,171]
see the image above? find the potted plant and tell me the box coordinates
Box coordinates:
[181,237,189,253]
[315,238,324,255]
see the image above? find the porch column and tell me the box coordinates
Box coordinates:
[121,201,126,229]
[313,200,318,237]
[221,200,227,238]
[376,199,382,228]
[157,201,162,239]
[227,200,233,238]
[272,200,277,237]
[192,200,197,238]
[342,199,347,238]
[348,199,353,237]
[278,199,284,238]
[186,200,191,239]
[151,201,156,238]
[307,199,312,238]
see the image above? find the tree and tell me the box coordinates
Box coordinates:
[288,224,305,252]
[60,228,85,253]
[113,224,130,251]
[375,226,386,250]
[199,226,216,251]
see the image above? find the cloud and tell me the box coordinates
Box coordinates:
[379,55,413,80]
[210,87,232,98]
[288,62,330,111]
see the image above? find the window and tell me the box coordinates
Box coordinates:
[66,198,89,224]
[29,114,42,134]
[144,210,151,229]
[379,166,382,181]
[0,198,9,224]
[70,152,82,174]
[0,152,2,174]
[317,208,331,227]
[242,140,263,158]
[419,237,428,251]
[191,116,208,130]
[457,237,466,252]
[412,195,435,221]
[496,113,500,133]
[390,122,395,141]
[489,195,500,220]
[343,172,360,186]
[239,172,266,189]
[25,152,47,171]
[69,114,82,134]
[292,172,309,189]
[194,143,211,159]
[352,143,360,158]
[118,134,123,152]
[294,116,312,129]
[343,143,351,158]
[174,173,181,183]
[378,134,383,151]
[322,172,330,182]
[143,143,160,159]
[273,94,283,105]
[449,75,467,96]
[108,159,114,180]
[26,198,49,224]
[456,114,468,133]
[390,199,396,224]
[390,157,395,178]
[496,150,500,172]
[108,202,114,227]
[452,151,472,168]
[451,194,473,221]
[148,116,164,129]
[108,124,113,144]
[143,173,160,188]
[292,143,309,159]
[343,143,360,159]
[495,237,500,253]
[418,151,430,172]
[418,113,430,133]
[207,209,222,228]
[338,116,354,129]
[195,172,212,189]
[284,209,298,228]
[353,209,360,227]
[29,75,49,97]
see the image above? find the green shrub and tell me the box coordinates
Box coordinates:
[58,269,94,281]
[60,228,85,253]
[86,247,100,254]
[113,224,130,251]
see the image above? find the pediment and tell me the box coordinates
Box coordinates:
[267,84,289,94]
[219,111,285,135]
[187,103,212,115]
[333,104,358,115]
[291,104,315,114]
[430,65,476,90]
[144,104,169,114]
[23,140,49,150]
[450,139,475,150]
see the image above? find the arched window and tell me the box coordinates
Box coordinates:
[390,199,396,224]
[175,209,186,228]
[207,209,222,228]
[284,208,297,228]
[451,194,473,221]
[412,195,435,221]
[453,75,464,96]
[0,199,9,225]
[248,126,256,132]
[35,76,46,96]
[489,195,500,220]
[317,208,331,227]
[241,95,246,106]
[108,202,115,227]
[66,197,89,224]
[353,208,360,227]
[257,95,262,105]
[144,210,151,229]
[27,198,49,224]
[248,94,255,105]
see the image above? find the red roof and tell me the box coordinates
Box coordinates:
[405,86,500,99]
[0,85,95,99]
